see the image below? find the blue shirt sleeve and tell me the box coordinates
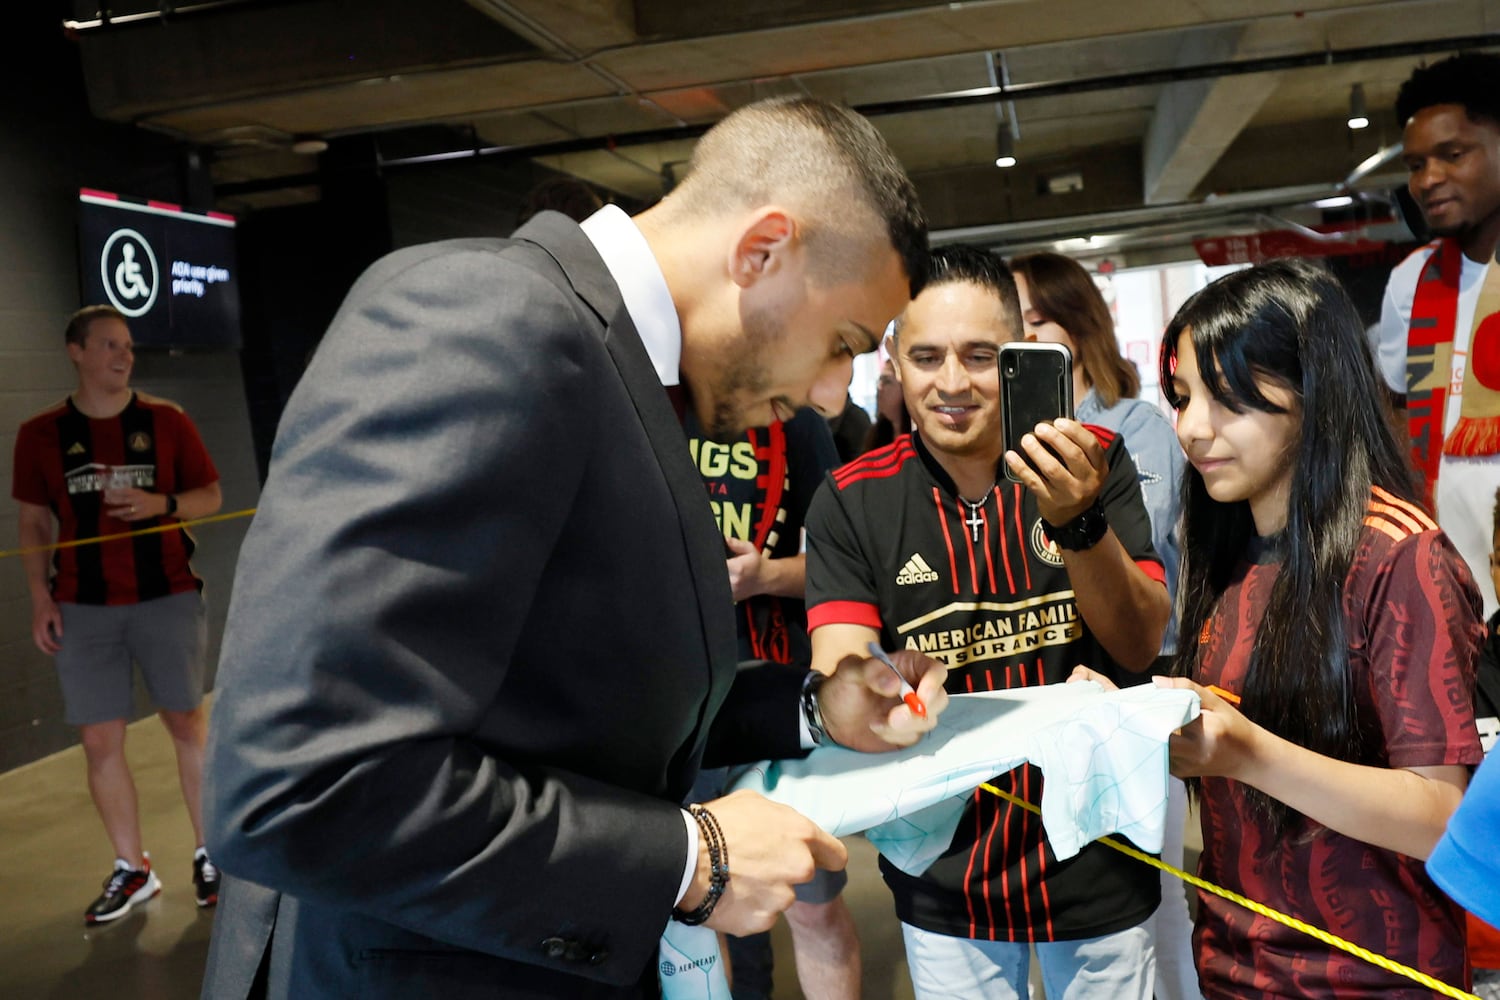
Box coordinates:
[1427,749,1500,929]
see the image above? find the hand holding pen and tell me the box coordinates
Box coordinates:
[866,642,927,717]
[814,642,948,752]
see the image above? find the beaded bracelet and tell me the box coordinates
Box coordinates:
[672,804,730,925]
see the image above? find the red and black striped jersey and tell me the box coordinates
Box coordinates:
[12,392,219,605]
[806,430,1166,942]
[1192,487,1483,999]
[686,408,840,665]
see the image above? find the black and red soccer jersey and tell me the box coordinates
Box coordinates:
[12,393,219,606]
[805,429,1166,942]
[1191,487,1483,999]
[687,408,840,665]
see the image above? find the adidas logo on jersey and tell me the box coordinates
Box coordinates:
[895,553,939,585]
[67,442,86,456]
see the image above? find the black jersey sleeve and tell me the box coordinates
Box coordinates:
[804,474,884,632]
[1096,431,1162,571]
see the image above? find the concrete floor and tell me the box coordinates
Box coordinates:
[0,708,1200,1000]
[0,711,213,1000]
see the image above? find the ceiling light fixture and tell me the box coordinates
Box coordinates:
[995,124,1017,169]
[1347,83,1370,130]
[290,136,330,156]
[988,51,1020,169]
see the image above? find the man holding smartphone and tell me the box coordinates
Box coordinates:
[803,245,1171,999]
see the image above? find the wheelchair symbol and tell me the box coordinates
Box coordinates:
[100,228,159,318]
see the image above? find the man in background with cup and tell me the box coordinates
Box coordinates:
[11,304,223,925]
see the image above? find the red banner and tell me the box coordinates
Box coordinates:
[1194,226,1388,267]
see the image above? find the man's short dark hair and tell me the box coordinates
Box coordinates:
[935,244,1022,336]
[65,304,126,348]
[1395,52,1500,128]
[930,244,1013,297]
[890,244,1020,343]
[773,98,929,298]
[672,96,929,297]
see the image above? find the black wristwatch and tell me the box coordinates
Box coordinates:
[1041,500,1108,551]
[801,670,831,747]
[165,494,179,517]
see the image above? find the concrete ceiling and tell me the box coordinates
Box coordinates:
[67,0,1500,263]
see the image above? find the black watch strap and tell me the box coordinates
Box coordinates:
[801,670,830,747]
[1041,500,1108,552]
[165,494,179,516]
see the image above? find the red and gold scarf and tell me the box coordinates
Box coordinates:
[1406,238,1500,498]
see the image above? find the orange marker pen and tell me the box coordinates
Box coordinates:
[866,642,927,717]
[1207,684,1241,706]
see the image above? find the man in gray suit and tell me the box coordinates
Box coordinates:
[202,96,945,998]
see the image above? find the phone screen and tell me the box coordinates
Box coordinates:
[1001,342,1074,483]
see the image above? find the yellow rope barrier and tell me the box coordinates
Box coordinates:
[0,511,1478,997]
[978,781,1480,1000]
[0,508,257,560]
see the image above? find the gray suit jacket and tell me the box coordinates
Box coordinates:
[201,214,805,998]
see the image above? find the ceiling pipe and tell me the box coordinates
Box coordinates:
[1345,141,1405,187]
[461,0,683,183]
[929,180,1405,249]
[367,32,1497,169]
[463,0,688,129]
[211,30,1496,196]
[859,32,1500,117]
[64,0,316,32]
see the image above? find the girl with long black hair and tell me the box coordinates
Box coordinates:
[1151,258,1484,997]
[1010,251,1197,1000]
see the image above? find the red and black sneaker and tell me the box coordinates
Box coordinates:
[192,849,219,908]
[84,856,161,925]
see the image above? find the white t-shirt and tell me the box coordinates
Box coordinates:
[1374,241,1499,617]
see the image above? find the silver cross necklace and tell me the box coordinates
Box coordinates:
[959,483,995,542]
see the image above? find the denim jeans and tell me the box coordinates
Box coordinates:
[901,921,1154,1000]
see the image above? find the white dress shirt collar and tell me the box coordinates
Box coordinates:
[579,204,681,387]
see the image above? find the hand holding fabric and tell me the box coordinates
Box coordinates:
[1154,676,1256,780]
[688,789,847,936]
[1066,664,1118,691]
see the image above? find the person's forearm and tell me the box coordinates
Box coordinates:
[755,553,806,599]
[1234,729,1467,860]
[19,520,53,600]
[809,622,879,677]
[167,482,223,520]
[1062,531,1169,671]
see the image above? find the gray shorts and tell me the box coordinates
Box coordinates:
[793,864,848,904]
[55,590,207,725]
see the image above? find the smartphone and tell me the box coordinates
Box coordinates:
[1000,341,1074,483]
